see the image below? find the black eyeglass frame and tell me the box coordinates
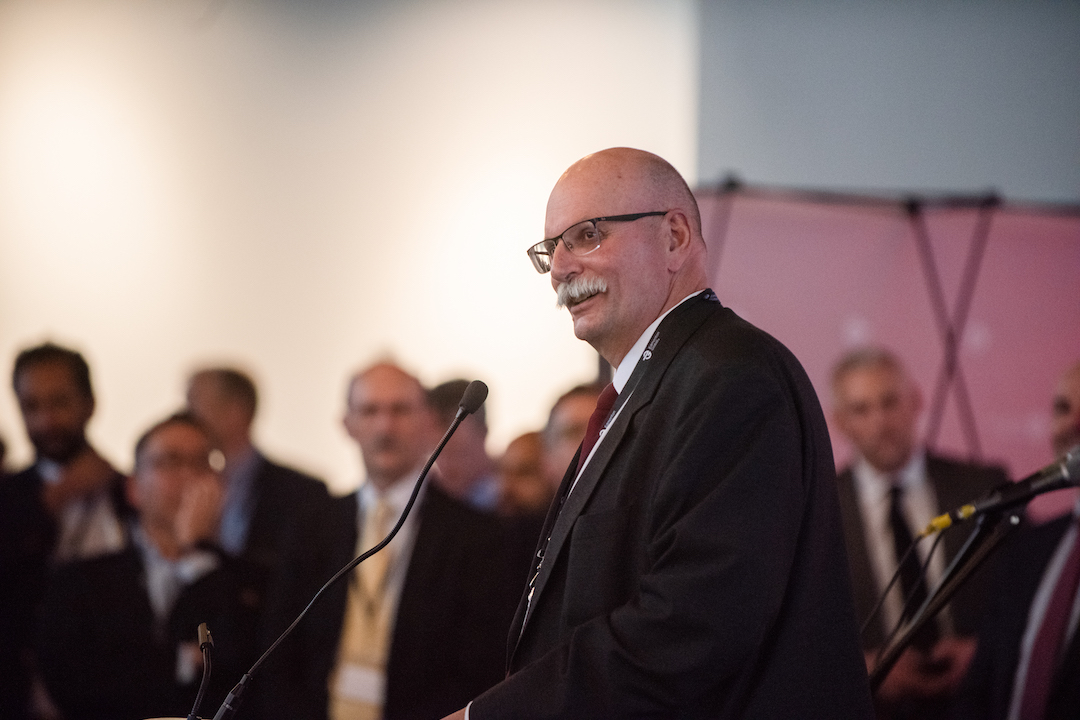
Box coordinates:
[525,210,669,274]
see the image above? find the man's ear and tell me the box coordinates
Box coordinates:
[79,395,96,426]
[343,412,359,442]
[664,210,695,270]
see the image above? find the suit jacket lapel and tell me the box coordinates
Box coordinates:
[505,448,581,666]
[518,291,720,642]
[527,381,644,607]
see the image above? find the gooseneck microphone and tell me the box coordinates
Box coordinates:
[210,380,488,720]
[186,623,214,720]
[458,379,489,417]
[920,445,1080,537]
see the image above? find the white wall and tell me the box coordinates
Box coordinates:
[697,0,1080,202]
[0,0,698,493]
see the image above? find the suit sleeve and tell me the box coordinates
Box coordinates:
[472,359,819,718]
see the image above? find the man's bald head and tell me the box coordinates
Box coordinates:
[545,148,708,366]
[548,148,703,241]
[343,362,436,490]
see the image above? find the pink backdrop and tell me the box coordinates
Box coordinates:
[697,185,1080,521]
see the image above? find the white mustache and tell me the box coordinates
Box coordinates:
[555,275,608,308]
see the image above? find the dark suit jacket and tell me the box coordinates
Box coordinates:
[230,453,337,720]
[324,482,517,720]
[953,513,1080,720]
[0,463,129,720]
[34,544,262,720]
[836,455,1008,649]
[472,292,874,719]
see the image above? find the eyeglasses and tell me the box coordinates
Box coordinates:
[525,210,669,274]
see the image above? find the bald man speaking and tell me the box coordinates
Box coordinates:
[442,148,872,719]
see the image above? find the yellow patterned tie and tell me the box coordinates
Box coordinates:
[358,498,394,610]
[330,496,395,720]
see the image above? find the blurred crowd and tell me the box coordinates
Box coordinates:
[0,342,603,720]
[0,340,1077,720]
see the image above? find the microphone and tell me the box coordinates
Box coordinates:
[458,380,489,418]
[210,380,488,720]
[185,623,213,720]
[920,445,1080,536]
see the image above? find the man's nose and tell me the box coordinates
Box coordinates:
[30,408,62,429]
[550,241,580,284]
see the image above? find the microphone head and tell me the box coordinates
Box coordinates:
[458,380,489,416]
[1064,444,1080,481]
[198,622,213,648]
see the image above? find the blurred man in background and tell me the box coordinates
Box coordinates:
[427,378,499,512]
[954,360,1080,720]
[185,367,334,718]
[1,342,130,719]
[831,347,1007,719]
[538,383,603,497]
[496,430,550,517]
[325,362,514,720]
[1051,361,1080,459]
[36,412,261,720]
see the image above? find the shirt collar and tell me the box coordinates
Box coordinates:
[854,447,927,503]
[37,458,63,484]
[612,291,704,393]
[359,462,429,515]
[131,522,219,579]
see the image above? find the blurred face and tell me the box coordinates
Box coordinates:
[542,393,600,489]
[343,365,435,489]
[1051,364,1080,457]
[129,422,218,530]
[14,361,93,463]
[435,415,488,495]
[546,159,672,367]
[498,433,550,515]
[833,363,921,474]
[185,374,248,447]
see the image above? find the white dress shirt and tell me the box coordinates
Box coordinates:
[39,458,126,562]
[852,449,953,636]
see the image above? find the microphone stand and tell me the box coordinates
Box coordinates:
[869,509,1021,691]
[209,381,488,720]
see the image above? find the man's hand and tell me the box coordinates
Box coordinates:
[923,634,977,691]
[869,634,978,702]
[440,709,467,720]
[175,475,223,552]
[41,448,117,515]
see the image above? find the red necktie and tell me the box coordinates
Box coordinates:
[1019,519,1080,720]
[577,383,618,472]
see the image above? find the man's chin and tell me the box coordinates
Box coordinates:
[32,436,88,465]
[571,313,603,345]
[866,447,911,475]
